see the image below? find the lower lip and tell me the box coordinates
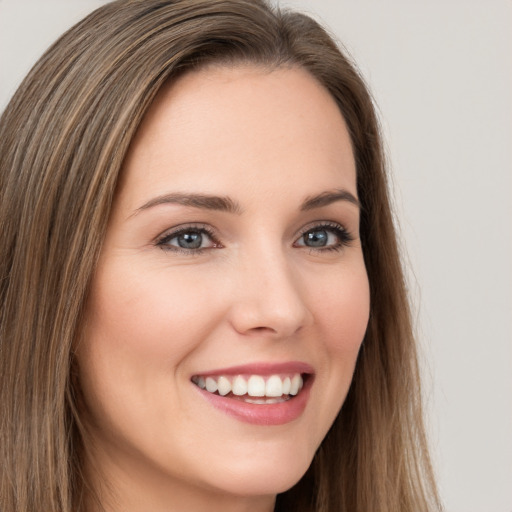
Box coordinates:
[194,377,313,426]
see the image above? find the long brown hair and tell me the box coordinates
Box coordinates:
[0,1,441,511]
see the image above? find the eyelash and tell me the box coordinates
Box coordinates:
[295,222,354,253]
[156,224,220,255]
[155,222,354,255]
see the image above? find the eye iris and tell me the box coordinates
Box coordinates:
[177,231,203,249]
[305,229,328,247]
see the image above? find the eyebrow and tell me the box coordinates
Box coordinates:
[300,189,360,211]
[132,188,359,217]
[133,193,243,216]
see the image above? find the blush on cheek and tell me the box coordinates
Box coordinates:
[317,274,370,350]
[86,264,212,357]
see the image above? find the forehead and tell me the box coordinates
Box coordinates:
[117,64,356,210]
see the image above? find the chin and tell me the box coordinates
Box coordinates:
[198,444,314,497]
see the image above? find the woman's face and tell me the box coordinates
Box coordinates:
[78,65,370,509]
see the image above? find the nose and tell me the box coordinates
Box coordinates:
[227,250,313,339]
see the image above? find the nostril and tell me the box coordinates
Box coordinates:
[251,326,275,333]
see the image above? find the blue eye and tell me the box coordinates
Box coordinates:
[303,229,329,247]
[174,231,204,249]
[295,223,353,251]
[157,226,219,253]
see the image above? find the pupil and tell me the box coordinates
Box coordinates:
[178,232,202,249]
[305,230,327,247]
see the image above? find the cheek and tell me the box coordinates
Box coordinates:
[308,262,369,412]
[312,264,370,355]
[83,263,224,366]
[76,263,226,428]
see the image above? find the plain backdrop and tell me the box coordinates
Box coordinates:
[1,1,511,511]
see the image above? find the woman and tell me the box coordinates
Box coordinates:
[0,1,441,511]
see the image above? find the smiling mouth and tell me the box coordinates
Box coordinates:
[191,373,306,404]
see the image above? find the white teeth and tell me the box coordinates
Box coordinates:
[194,373,305,399]
[282,377,291,395]
[232,375,248,396]
[217,376,231,396]
[205,377,218,393]
[265,375,283,397]
[245,397,288,404]
[290,374,302,396]
[247,375,266,397]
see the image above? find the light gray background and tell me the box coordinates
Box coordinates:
[1,1,510,511]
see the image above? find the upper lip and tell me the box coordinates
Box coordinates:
[191,361,314,377]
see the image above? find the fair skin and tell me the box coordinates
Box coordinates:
[77,65,370,512]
